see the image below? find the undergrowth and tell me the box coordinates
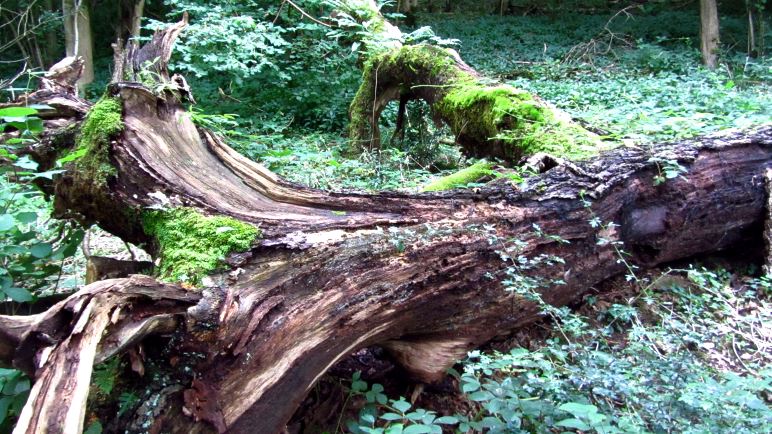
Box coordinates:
[343,221,772,433]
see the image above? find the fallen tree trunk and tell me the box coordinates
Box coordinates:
[3,15,772,434]
[342,1,602,161]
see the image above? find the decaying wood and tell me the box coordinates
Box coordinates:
[2,13,772,434]
[85,256,153,284]
[4,276,198,434]
[765,169,772,274]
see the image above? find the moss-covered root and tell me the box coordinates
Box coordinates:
[421,161,494,192]
[142,208,260,285]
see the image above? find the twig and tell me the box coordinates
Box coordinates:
[283,0,332,28]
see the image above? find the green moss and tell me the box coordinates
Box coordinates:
[349,45,467,146]
[348,44,601,161]
[437,82,601,160]
[421,161,493,192]
[75,96,124,184]
[142,208,261,285]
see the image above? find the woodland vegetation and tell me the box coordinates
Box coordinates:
[0,1,770,433]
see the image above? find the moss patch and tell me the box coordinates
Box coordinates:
[142,208,260,285]
[349,45,470,147]
[348,43,602,161]
[75,96,124,184]
[436,82,601,161]
[421,161,494,192]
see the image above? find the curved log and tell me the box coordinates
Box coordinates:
[3,13,772,434]
[342,2,602,161]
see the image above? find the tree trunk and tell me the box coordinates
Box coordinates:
[2,14,772,434]
[62,0,94,90]
[700,0,720,69]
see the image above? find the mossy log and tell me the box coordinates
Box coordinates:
[2,16,772,434]
[349,45,603,161]
[343,1,602,162]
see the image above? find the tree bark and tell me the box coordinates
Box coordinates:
[700,0,720,69]
[3,14,772,434]
[62,0,94,90]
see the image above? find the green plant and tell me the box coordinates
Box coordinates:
[345,219,772,433]
[648,157,688,185]
[0,107,85,307]
[0,368,30,431]
[344,371,460,434]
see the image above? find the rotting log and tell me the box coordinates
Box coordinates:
[2,15,772,434]
[342,0,603,161]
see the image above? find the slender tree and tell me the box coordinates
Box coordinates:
[700,0,720,68]
[62,0,93,90]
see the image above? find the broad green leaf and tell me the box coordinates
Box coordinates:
[558,402,597,418]
[402,425,431,434]
[83,420,103,434]
[30,243,53,258]
[435,416,458,425]
[3,287,33,302]
[555,418,591,431]
[392,399,411,413]
[0,107,37,118]
[0,396,10,425]
[0,214,14,231]
[56,147,88,165]
[14,212,37,223]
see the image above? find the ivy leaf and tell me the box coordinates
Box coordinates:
[555,418,591,431]
[14,212,37,224]
[392,399,411,414]
[402,425,432,434]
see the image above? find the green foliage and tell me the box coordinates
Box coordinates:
[0,368,30,432]
[347,221,772,433]
[0,105,83,432]
[420,11,771,144]
[92,357,122,396]
[150,0,361,131]
[141,207,260,284]
[234,131,446,191]
[0,108,85,306]
[345,372,459,434]
[421,161,492,192]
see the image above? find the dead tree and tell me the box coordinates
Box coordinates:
[343,0,602,161]
[1,13,771,434]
